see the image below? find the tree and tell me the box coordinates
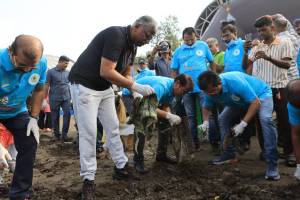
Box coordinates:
[150,15,181,52]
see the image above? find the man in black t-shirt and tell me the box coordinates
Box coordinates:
[69,16,157,200]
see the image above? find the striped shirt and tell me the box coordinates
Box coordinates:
[249,37,294,88]
[277,31,299,81]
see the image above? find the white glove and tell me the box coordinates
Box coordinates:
[41,99,48,109]
[166,113,181,126]
[0,143,12,169]
[233,120,248,137]
[132,92,143,99]
[131,82,155,96]
[27,116,40,144]
[198,120,209,133]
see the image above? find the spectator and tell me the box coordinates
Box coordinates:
[44,55,71,142]
[243,15,294,167]
[38,96,52,132]
[206,37,225,74]
[68,16,157,199]
[148,41,172,77]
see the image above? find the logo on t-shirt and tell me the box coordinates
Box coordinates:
[0,96,8,105]
[196,50,204,57]
[233,49,240,56]
[231,94,240,101]
[28,73,40,85]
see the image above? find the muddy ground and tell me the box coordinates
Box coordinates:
[1,118,300,200]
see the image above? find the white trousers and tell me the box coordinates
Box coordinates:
[70,84,128,181]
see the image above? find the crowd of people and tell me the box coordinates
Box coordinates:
[0,13,300,200]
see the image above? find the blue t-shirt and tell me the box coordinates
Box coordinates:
[171,41,214,93]
[288,103,300,126]
[135,76,174,105]
[122,68,155,96]
[0,48,47,119]
[224,38,246,73]
[204,72,272,108]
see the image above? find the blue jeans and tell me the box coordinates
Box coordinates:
[208,106,222,144]
[50,99,71,138]
[219,98,278,166]
[182,92,205,143]
[0,112,37,200]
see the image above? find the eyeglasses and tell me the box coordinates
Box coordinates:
[11,54,37,71]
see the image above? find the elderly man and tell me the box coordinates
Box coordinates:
[0,35,46,200]
[69,16,157,199]
[198,71,279,180]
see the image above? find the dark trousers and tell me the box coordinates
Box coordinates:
[272,88,292,155]
[38,111,52,129]
[0,112,37,200]
[133,118,170,162]
[50,99,71,138]
[96,118,103,149]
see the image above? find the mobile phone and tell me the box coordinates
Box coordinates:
[245,33,253,41]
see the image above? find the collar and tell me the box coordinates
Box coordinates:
[126,25,135,48]
[182,41,197,50]
[277,31,289,37]
[54,66,64,71]
[227,38,243,48]
[1,48,15,71]
[262,36,281,45]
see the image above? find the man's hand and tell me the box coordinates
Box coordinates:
[243,40,252,52]
[255,51,269,60]
[131,82,155,96]
[233,121,248,137]
[198,120,209,132]
[27,116,40,144]
[166,113,181,126]
[0,143,12,169]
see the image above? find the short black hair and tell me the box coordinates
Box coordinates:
[221,24,237,34]
[182,27,197,38]
[59,55,70,62]
[254,15,273,28]
[286,79,300,108]
[198,71,221,91]
[174,74,194,89]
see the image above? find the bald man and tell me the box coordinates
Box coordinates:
[286,79,300,181]
[0,35,47,200]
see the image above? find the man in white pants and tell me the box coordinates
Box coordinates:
[68,16,157,200]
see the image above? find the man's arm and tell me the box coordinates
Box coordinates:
[44,83,49,98]
[209,61,217,72]
[30,84,45,118]
[202,107,211,121]
[148,45,159,70]
[242,41,253,71]
[171,70,178,78]
[100,57,134,88]
[242,98,260,123]
[255,51,291,69]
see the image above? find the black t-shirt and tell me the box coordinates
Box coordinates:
[69,25,137,91]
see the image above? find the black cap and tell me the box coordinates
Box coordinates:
[138,58,147,65]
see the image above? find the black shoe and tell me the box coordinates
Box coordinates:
[156,155,177,164]
[81,179,95,200]
[62,136,72,143]
[134,161,149,174]
[113,164,140,180]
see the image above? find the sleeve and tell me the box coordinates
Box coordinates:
[205,44,214,63]
[203,95,215,109]
[102,29,125,62]
[171,49,179,70]
[152,85,164,103]
[38,57,47,85]
[281,40,294,60]
[232,77,258,103]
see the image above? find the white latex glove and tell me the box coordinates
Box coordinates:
[27,116,40,144]
[198,120,209,133]
[166,112,181,126]
[41,99,48,109]
[131,82,155,96]
[0,143,12,169]
[233,120,248,137]
[132,92,143,99]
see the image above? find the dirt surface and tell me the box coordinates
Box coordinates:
[1,118,300,200]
